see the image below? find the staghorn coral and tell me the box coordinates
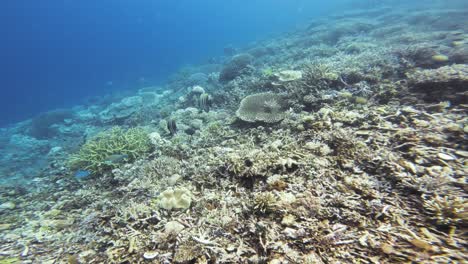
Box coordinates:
[236,92,288,123]
[221,138,309,179]
[423,194,468,226]
[68,127,151,174]
[302,62,339,85]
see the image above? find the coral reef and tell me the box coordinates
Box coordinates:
[407,64,468,103]
[407,63,468,85]
[158,188,192,210]
[1,3,468,263]
[68,127,151,174]
[274,70,303,82]
[99,96,144,124]
[219,53,254,83]
[28,109,75,139]
[236,92,288,123]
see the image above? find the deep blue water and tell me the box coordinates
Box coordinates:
[0,0,345,127]
[3,0,466,127]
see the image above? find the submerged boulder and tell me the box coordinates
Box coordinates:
[99,96,143,123]
[28,109,75,139]
[219,53,254,83]
[407,64,468,103]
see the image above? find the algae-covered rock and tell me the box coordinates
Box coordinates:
[0,223,12,231]
[173,241,203,263]
[236,92,288,123]
[219,53,254,82]
[0,257,20,264]
[407,64,468,103]
[407,64,468,85]
[188,73,209,86]
[158,187,192,210]
[28,109,75,139]
[0,201,16,211]
[99,96,143,123]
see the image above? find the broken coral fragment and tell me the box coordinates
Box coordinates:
[274,70,303,81]
[164,221,185,234]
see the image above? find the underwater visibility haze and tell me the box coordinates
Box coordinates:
[0,0,468,263]
[0,0,336,126]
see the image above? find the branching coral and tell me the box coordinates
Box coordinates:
[302,62,339,85]
[423,194,468,227]
[68,127,151,174]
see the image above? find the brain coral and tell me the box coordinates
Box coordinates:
[236,92,287,123]
[158,187,192,210]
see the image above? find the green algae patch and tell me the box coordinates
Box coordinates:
[0,258,21,264]
[69,127,152,174]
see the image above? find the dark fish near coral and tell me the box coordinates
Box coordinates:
[103,154,129,165]
[198,93,212,112]
[167,118,177,135]
[74,170,91,180]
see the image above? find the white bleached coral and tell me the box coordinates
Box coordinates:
[274,70,303,82]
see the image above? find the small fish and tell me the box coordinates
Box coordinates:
[103,154,129,165]
[74,170,91,180]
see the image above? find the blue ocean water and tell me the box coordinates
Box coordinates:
[0,0,347,127]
